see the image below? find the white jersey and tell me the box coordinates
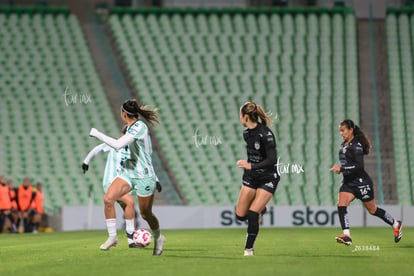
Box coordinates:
[83,143,130,192]
[123,120,155,178]
[103,144,130,192]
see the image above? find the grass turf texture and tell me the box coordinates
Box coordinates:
[0,227,412,276]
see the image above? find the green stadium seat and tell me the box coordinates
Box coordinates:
[0,11,123,212]
[107,8,360,206]
[386,11,414,205]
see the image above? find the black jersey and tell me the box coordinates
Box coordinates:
[243,123,278,179]
[338,138,371,183]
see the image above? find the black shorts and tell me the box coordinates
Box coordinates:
[339,179,374,202]
[242,172,280,194]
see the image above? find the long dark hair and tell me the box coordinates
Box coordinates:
[340,119,371,155]
[122,99,159,126]
[240,102,272,127]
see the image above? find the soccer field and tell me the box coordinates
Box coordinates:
[0,227,412,276]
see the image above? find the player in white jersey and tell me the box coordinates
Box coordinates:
[82,126,137,246]
[82,126,162,248]
[89,99,165,255]
[83,141,130,193]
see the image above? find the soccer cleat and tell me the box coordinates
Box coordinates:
[153,235,166,256]
[129,243,142,248]
[244,248,254,256]
[99,236,118,251]
[393,220,403,243]
[126,231,134,239]
[336,234,352,246]
[125,231,136,248]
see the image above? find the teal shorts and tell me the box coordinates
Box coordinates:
[103,178,135,196]
[117,173,156,197]
[102,178,113,194]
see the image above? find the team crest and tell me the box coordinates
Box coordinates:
[254,141,260,150]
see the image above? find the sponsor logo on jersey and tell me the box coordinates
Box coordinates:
[254,141,260,150]
[242,180,251,186]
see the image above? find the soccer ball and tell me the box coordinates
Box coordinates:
[132,228,152,247]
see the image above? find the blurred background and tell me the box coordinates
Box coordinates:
[0,0,413,229]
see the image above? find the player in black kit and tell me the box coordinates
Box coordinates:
[235,102,280,256]
[330,119,402,246]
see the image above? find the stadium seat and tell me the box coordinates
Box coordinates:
[107,7,360,206]
[386,10,414,205]
[0,10,123,213]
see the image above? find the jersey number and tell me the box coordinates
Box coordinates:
[359,185,371,195]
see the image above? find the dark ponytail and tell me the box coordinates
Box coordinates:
[122,99,159,126]
[340,119,371,154]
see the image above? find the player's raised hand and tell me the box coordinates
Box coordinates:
[82,163,89,174]
[156,181,162,193]
[89,128,99,137]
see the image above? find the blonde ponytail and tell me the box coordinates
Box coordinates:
[240,102,272,126]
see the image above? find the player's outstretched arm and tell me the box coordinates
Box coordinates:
[89,128,135,150]
[82,143,106,173]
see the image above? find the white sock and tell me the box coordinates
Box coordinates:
[125,219,135,234]
[343,229,350,236]
[152,229,160,240]
[106,219,117,237]
[393,220,399,228]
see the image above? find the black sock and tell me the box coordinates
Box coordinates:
[24,218,31,233]
[373,207,394,226]
[337,206,350,230]
[0,214,5,233]
[245,210,259,249]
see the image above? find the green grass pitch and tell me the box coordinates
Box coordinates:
[0,227,412,276]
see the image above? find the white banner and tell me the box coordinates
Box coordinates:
[61,205,413,231]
